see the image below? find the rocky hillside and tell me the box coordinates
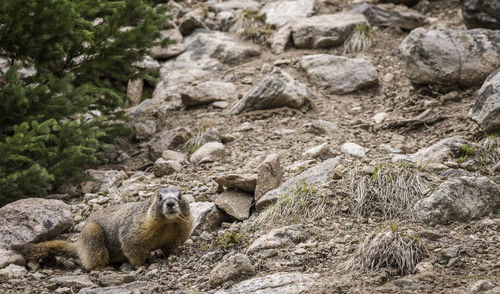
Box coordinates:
[1,0,499,293]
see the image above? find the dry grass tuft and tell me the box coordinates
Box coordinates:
[348,225,425,276]
[231,9,272,44]
[340,23,373,54]
[254,181,337,228]
[348,163,429,220]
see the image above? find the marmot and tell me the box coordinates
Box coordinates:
[13,186,192,270]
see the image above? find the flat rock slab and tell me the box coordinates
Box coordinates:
[351,3,426,30]
[181,81,236,106]
[410,137,472,164]
[190,142,227,164]
[261,0,315,27]
[256,157,340,211]
[214,190,253,221]
[209,253,255,288]
[247,225,306,254]
[462,0,500,30]
[414,176,500,225]
[471,68,500,132]
[230,69,310,114]
[400,28,500,87]
[80,281,157,294]
[0,198,73,249]
[214,174,258,193]
[292,13,369,49]
[189,202,226,234]
[300,54,378,94]
[215,272,319,294]
[49,275,96,288]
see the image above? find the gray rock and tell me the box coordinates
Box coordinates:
[209,253,256,288]
[351,3,426,30]
[132,55,160,70]
[179,13,208,36]
[410,137,472,164]
[0,198,73,249]
[0,249,25,269]
[80,281,157,294]
[440,169,475,179]
[305,119,338,136]
[304,143,333,159]
[271,25,292,54]
[214,174,258,193]
[161,150,187,162]
[190,142,226,164]
[379,0,419,6]
[292,13,369,49]
[255,154,283,202]
[256,157,340,211]
[340,142,366,157]
[471,68,500,132]
[215,272,319,294]
[415,176,500,225]
[208,0,260,12]
[392,154,412,163]
[153,158,182,177]
[247,225,306,254]
[462,0,500,30]
[181,81,236,106]
[98,273,136,286]
[230,69,310,115]
[154,29,260,98]
[127,79,143,106]
[133,120,156,140]
[190,202,226,234]
[261,0,316,27]
[82,170,128,194]
[400,28,500,87]
[151,29,185,59]
[149,127,191,160]
[49,275,96,288]
[200,128,222,145]
[300,54,378,94]
[469,279,495,294]
[214,190,253,221]
[0,264,27,280]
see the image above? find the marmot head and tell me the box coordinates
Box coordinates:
[150,186,190,221]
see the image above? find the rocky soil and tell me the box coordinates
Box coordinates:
[1,0,499,293]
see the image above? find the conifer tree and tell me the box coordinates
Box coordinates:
[0,0,168,205]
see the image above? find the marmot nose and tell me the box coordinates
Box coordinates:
[166,200,176,208]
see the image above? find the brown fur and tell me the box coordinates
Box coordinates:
[13,187,192,270]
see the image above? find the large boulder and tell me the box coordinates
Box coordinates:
[414,176,500,225]
[0,198,73,249]
[261,0,316,27]
[291,13,369,49]
[154,29,260,99]
[400,28,500,87]
[256,157,341,211]
[215,272,319,294]
[471,68,500,132]
[214,174,258,194]
[151,28,185,59]
[299,54,378,94]
[190,142,227,164]
[208,0,260,13]
[350,3,426,30]
[181,81,236,107]
[462,0,500,30]
[229,69,311,114]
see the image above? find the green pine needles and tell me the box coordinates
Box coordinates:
[0,0,168,205]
